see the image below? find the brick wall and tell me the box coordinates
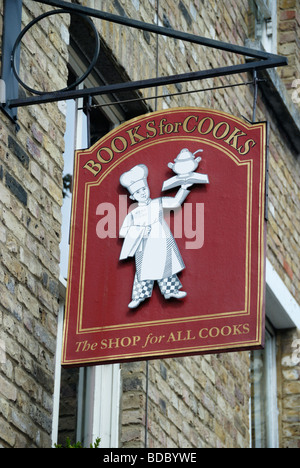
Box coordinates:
[0,0,299,448]
[278,329,300,448]
[278,0,300,94]
[121,354,250,448]
[0,1,68,447]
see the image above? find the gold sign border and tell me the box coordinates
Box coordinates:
[77,137,253,333]
[62,108,266,365]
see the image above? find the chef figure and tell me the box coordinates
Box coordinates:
[119,164,191,309]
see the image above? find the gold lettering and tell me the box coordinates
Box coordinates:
[233,324,243,335]
[146,120,157,138]
[164,122,174,134]
[97,147,114,164]
[221,326,232,337]
[186,330,196,340]
[111,136,128,153]
[183,115,198,133]
[173,121,183,133]
[209,327,220,338]
[199,328,209,339]
[100,339,108,349]
[212,121,231,140]
[127,125,147,145]
[197,117,214,135]
[224,127,247,150]
[120,337,131,348]
[132,336,141,347]
[100,335,141,350]
[83,160,101,176]
[75,340,98,352]
[167,330,196,343]
[199,324,250,339]
[238,139,256,155]
[158,118,167,135]
[107,337,120,348]
[167,332,176,343]
[142,333,165,348]
[120,336,141,348]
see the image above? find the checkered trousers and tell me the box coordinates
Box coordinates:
[132,274,182,300]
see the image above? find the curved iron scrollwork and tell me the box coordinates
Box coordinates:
[11,8,101,95]
[4,0,287,112]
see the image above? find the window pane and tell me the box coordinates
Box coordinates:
[253,0,277,53]
[250,329,279,448]
[251,347,267,447]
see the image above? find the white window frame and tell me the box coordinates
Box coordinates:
[76,365,121,448]
[251,323,279,448]
[249,259,300,449]
[266,259,300,331]
[253,0,278,54]
[51,277,67,447]
[263,325,279,448]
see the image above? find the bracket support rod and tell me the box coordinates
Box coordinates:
[3,0,288,111]
[35,0,282,61]
[8,57,287,109]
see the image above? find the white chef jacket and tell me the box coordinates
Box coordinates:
[119,188,189,281]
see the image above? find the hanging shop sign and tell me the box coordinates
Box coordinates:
[61,108,267,367]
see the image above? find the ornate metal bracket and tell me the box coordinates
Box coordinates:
[1,0,288,119]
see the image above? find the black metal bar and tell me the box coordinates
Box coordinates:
[1,0,22,122]
[86,96,92,149]
[7,57,287,109]
[252,70,258,122]
[33,0,282,61]
[87,80,254,110]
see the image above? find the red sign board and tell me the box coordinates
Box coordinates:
[62,108,266,366]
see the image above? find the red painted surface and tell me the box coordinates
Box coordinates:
[62,108,266,366]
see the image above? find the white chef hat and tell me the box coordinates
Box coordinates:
[120,164,149,195]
